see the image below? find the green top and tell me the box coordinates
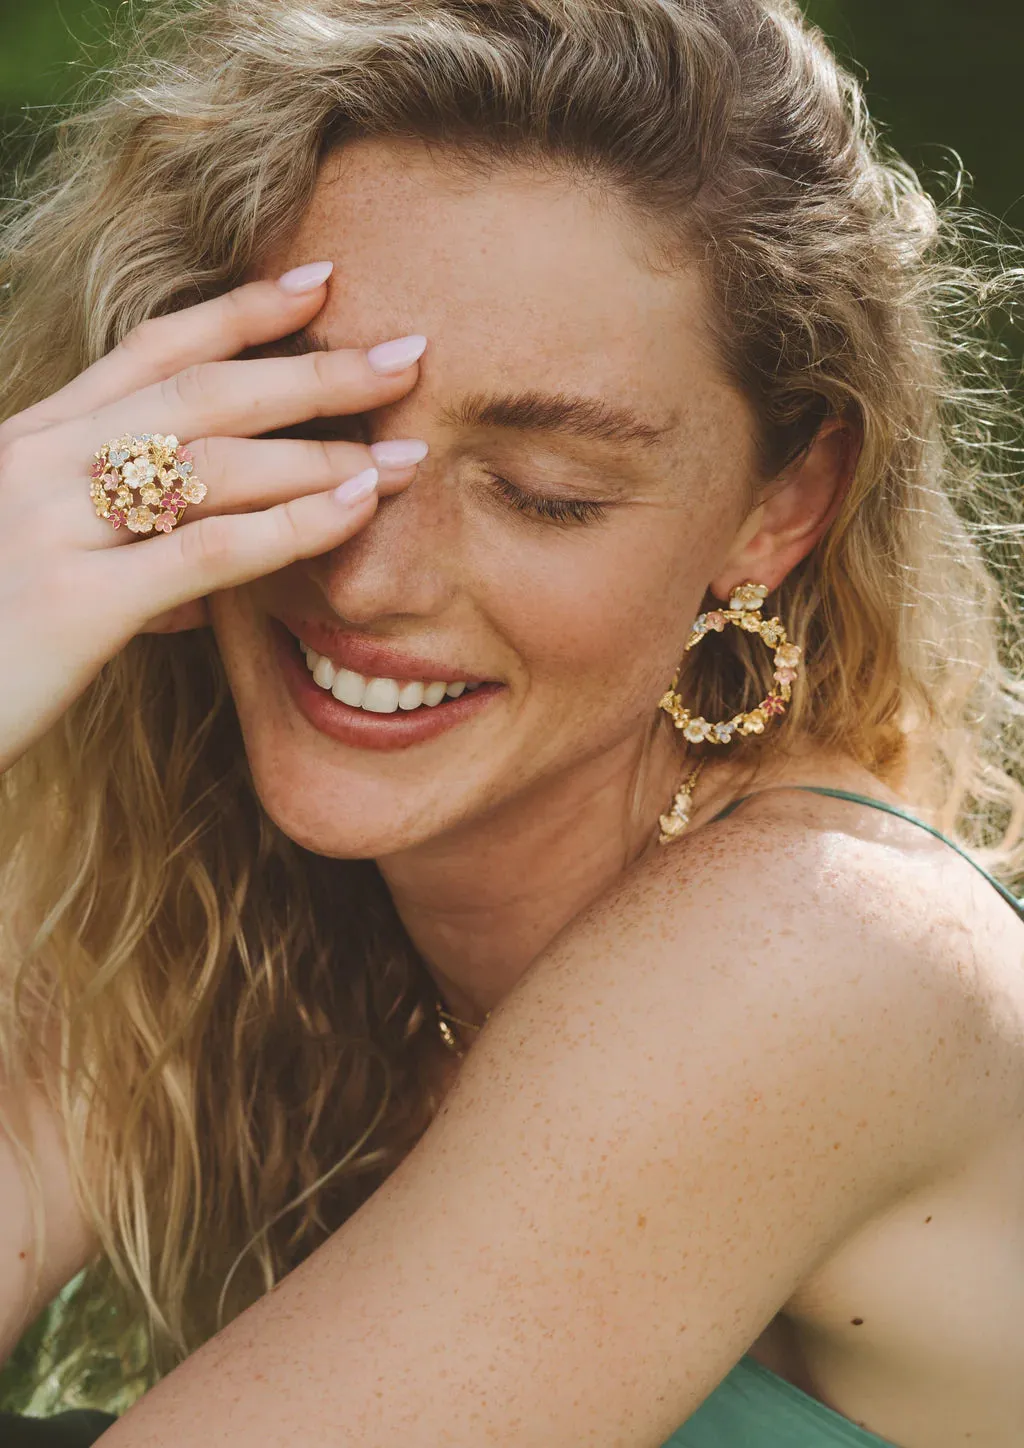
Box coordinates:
[663,1354,899,1446]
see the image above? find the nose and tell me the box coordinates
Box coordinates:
[311,460,460,626]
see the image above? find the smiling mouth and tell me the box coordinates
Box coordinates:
[295,636,489,715]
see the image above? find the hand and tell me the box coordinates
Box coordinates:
[0,264,428,775]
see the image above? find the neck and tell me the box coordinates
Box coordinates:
[377,729,683,1023]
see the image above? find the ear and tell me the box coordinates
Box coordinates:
[710,419,859,602]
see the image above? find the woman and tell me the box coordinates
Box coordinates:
[1,1,1021,1445]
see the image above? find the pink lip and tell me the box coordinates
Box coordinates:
[274,611,492,687]
[270,619,502,753]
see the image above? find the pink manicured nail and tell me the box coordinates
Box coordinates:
[366,334,428,375]
[334,468,379,505]
[277,261,334,295]
[370,439,430,468]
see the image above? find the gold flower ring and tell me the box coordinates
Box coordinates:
[89,433,208,536]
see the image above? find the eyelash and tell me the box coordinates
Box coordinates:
[491,475,608,526]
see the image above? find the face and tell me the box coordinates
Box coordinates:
[212,139,760,858]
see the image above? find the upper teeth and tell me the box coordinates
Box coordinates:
[301,644,476,713]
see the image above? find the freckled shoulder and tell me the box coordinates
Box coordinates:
[550,786,1021,1156]
[629,786,997,987]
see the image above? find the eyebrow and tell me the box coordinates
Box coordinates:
[259,327,672,450]
[444,391,671,450]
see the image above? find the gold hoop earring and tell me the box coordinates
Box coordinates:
[659,583,802,743]
[657,584,802,843]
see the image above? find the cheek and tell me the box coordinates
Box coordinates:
[205,588,262,697]
[479,516,707,717]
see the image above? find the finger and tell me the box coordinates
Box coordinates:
[52,335,429,466]
[129,435,427,525]
[76,436,425,549]
[113,468,386,624]
[6,268,338,440]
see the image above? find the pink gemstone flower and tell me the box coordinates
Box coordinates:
[774,667,797,684]
[90,461,106,478]
[110,509,128,530]
[153,512,177,534]
[763,696,787,717]
[162,490,185,511]
[705,612,726,631]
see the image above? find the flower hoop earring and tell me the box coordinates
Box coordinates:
[659,583,803,746]
[657,584,802,842]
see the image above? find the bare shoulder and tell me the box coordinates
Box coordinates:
[541,784,1024,1171]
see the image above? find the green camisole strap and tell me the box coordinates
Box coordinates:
[713,786,1024,921]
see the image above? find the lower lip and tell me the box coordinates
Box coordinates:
[271,619,502,752]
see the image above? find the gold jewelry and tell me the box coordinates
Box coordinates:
[440,586,804,1020]
[659,583,802,747]
[658,759,707,844]
[435,998,492,1058]
[90,433,207,535]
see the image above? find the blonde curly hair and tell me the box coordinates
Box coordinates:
[1,0,1021,1410]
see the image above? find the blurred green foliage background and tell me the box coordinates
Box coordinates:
[0,0,1022,227]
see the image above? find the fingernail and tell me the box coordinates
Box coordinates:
[333,467,379,505]
[366,334,428,375]
[370,438,430,468]
[277,260,334,295]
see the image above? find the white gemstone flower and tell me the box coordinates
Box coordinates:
[181,478,208,505]
[123,458,158,489]
[730,583,769,612]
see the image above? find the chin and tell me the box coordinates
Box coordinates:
[240,741,465,858]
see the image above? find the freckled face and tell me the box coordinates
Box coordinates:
[212,139,759,856]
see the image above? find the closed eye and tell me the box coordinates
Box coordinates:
[491,474,609,526]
